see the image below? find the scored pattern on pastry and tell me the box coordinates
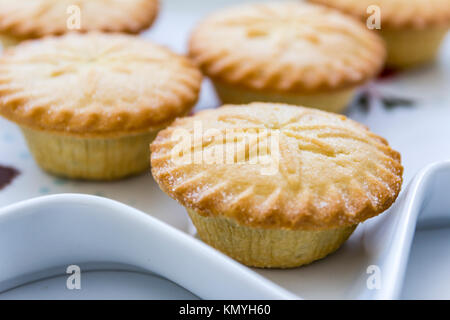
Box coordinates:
[0,0,159,37]
[189,2,386,92]
[0,33,202,135]
[151,103,403,230]
[309,0,450,28]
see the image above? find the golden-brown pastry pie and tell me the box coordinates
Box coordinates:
[189,2,385,113]
[309,0,450,68]
[151,103,403,268]
[0,0,159,48]
[0,33,202,180]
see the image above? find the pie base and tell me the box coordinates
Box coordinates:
[188,208,357,268]
[212,80,356,114]
[21,126,158,181]
[381,27,449,69]
[0,32,21,48]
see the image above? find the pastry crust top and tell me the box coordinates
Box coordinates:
[151,103,403,231]
[0,0,159,38]
[309,0,450,29]
[0,33,202,136]
[189,2,385,93]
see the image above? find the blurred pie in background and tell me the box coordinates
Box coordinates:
[0,33,202,180]
[0,0,159,48]
[309,0,450,68]
[189,2,386,113]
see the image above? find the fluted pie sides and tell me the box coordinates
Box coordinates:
[0,33,202,180]
[21,127,159,180]
[213,81,357,114]
[0,33,20,48]
[151,103,403,268]
[189,2,386,112]
[380,27,449,68]
[188,209,357,268]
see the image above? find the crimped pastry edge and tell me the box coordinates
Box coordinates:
[188,2,386,93]
[0,33,203,137]
[0,0,160,38]
[151,103,403,231]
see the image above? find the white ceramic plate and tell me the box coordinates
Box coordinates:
[0,194,297,300]
[0,161,449,300]
[0,0,450,299]
[0,271,200,300]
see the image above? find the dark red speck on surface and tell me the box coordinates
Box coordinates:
[0,165,20,190]
[377,67,400,81]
